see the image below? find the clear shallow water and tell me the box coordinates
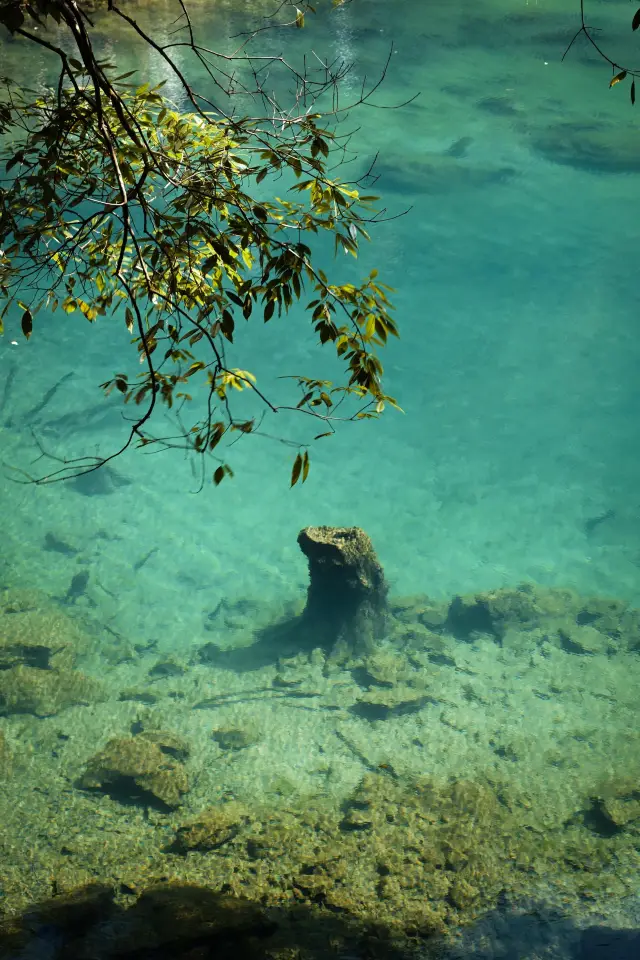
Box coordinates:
[2,0,640,617]
[1,1,640,957]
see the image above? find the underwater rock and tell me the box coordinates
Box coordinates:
[558,624,609,656]
[0,601,85,672]
[417,600,450,631]
[501,626,543,655]
[594,779,640,829]
[620,607,640,652]
[0,665,103,717]
[530,120,640,173]
[351,686,433,721]
[139,729,190,762]
[80,735,189,809]
[579,596,629,635]
[118,688,160,705]
[360,649,410,688]
[390,619,439,649]
[148,657,186,679]
[173,803,249,852]
[211,726,261,751]
[446,594,495,640]
[447,584,581,642]
[297,526,388,657]
[272,651,318,688]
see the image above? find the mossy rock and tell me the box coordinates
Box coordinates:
[0,665,103,717]
[594,778,640,829]
[148,657,186,679]
[558,623,609,656]
[118,688,159,705]
[351,685,434,721]
[80,735,189,809]
[617,606,640,652]
[173,803,249,852]
[0,602,87,672]
[212,726,260,750]
[447,584,581,641]
[578,596,628,634]
[360,649,410,687]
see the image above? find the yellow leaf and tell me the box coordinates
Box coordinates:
[295,7,305,28]
[610,70,627,88]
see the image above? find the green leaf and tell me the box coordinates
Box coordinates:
[291,452,303,486]
[264,299,275,322]
[220,309,234,342]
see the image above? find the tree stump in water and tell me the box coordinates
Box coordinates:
[297,526,388,658]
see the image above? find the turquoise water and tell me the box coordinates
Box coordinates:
[1,0,640,956]
[3,0,640,619]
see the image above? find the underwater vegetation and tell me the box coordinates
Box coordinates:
[1,528,640,957]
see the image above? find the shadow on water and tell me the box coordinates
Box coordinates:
[444,900,640,960]
[0,881,417,960]
[1,882,638,960]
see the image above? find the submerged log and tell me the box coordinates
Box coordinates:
[297,526,389,658]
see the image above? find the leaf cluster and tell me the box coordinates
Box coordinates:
[0,0,401,487]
